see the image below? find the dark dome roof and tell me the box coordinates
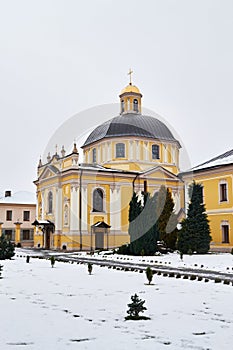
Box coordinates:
[82,113,180,147]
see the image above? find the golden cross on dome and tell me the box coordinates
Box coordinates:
[128,68,133,85]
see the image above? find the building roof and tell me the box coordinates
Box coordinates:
[91,221,111,228]
[0,191,36,205]
[191,149,233,172]
[120,84,141,95]
[82,113,180,148]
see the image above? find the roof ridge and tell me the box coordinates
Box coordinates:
[193,148,233,169]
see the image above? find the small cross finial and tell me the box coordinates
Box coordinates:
[55,144,58,154]
[128,68,133,85]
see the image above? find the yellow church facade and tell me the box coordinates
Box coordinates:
[182,150,233,252]
[33,81,184,251]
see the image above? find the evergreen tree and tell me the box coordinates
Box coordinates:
[0,234,15,260]
[177,182,211,254]
[125,293,150,320]
[128,191,143,244]
[129,191,159,255]
[157,186,178,251]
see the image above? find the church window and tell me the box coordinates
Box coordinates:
[121,100,124,113]
[48,191,53,213]
[93,188,104,212]
[116,143,125,158]
[92,148,96,163]
[222,224,229,243]
[152,144,160,159]
[219,182,228,202]
[133,99,138,112]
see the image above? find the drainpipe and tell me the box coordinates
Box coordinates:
[79,169,83,251]
[132,172,140,194]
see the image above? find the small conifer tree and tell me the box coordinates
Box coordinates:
[0,234,15,260]
[177,182,211,254]
[88,262,93,275]
[125,293,150,320]
[146,267,153,285]
[50,256,55,268]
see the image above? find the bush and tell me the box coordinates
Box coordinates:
[50,256,55,268]
[87,263,92,275]
[214,278,221,283]
[0,234,15,260]
[146,267,153,285]
[125,294,150,320]
[117,244,131,255]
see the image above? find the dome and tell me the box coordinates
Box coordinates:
[82,113,180,148]
[120,84,141,95]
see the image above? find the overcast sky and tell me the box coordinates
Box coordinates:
[1,0,233,194]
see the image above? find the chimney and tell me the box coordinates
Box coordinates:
[5,190,11,197]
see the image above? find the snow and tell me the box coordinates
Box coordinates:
[84,251,233,275]
[192,150,233,171]
[0,191,36,205]
[1,253,233,349]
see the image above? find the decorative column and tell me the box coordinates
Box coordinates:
[55,186,62,233]
[136,141,139,161]
[144,141,148,161]
[14,221,22,245]
[41,191,45,219]
[97,146,101,163]
[70,185,79,235]
[129,141,133,160]
[107,142,111,161]
[110,185,121,232]
[81,185,88,232]
[0,222,3,236]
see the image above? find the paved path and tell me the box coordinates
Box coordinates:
[16,249,233,284]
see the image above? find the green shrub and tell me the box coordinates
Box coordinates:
[50,256,55,268]
[88,262,93,274]
[125,294,150,320]
[146,267,153,285]
[0,234,15,260]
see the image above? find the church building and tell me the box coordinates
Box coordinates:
[33,78,184,251]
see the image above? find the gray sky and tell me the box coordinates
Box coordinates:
[1,0,233,193]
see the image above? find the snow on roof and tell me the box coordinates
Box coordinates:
[192,149,233,172]
[0,191,36,205]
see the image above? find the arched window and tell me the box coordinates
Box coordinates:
[93,188,104,212]
[152,144,160,159]
[121,100,124,113]
[48,191,53,213]
[92,148,96,163]
[116,143,125,158]
[133,98,138,112]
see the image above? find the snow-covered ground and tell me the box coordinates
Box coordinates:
[1,255,233,349]
[17,248,233,274]
[70,250,233,274]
